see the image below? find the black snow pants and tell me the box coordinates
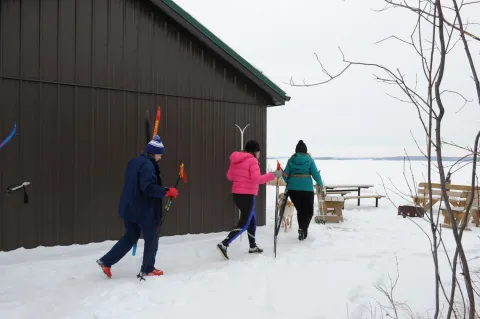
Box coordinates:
[222,194,257,248]
[288,190,315,232]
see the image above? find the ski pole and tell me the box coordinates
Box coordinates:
[164,162,186,211]
[274,190,289,258]
[274,161,285,258]
[273,161,280,256]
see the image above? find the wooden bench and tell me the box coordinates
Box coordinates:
[411,182,468,211]
[325,190,350,196]
[324,184,375,206]
[343,194,385,207]
[471,206,480,227]
[471,188,480,227]
[446,191,480,229]
[441,206,473,231]
[412,182,480,230]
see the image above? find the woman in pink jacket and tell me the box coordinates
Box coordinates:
[217,140,283,259]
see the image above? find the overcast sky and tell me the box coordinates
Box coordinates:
[174,0,480,158]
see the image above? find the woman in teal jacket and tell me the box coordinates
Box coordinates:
[282,140,323,241]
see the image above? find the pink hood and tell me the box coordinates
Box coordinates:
[226,151,275,196]
[230,151,253,164]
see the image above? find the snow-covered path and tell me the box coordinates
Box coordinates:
[1,160,479,318]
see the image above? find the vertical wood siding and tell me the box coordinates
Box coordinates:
[0,0,270,251]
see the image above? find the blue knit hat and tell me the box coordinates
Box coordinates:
[146,135,164,155]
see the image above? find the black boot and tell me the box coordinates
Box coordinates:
[249,245,263,254]
[217,242,229,260]
[298,229,305,241]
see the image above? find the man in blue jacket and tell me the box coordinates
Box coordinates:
[96,135,179,278]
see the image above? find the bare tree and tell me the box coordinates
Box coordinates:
[287,1,480,318]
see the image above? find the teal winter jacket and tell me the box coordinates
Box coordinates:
[282,153,323,192]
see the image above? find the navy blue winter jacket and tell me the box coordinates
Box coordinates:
[118,153,167,227]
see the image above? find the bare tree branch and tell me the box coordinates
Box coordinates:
[287,0,480,316]
[377,0,480,42]
[285,54,352,87]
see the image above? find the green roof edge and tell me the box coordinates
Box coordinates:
[162,0,288,101]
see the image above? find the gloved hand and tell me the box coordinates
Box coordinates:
[165,187,179,199]
[272,169,283,178]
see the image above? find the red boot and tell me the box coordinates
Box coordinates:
[96,260,112,278]
[147,268,164,276]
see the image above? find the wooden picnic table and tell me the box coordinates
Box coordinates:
[324,184,375,206]
[412,182,480,229]
[267,178,383,207]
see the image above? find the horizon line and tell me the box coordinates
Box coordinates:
[266,155,474,160]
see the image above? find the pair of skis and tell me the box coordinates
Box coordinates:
[132,106,161,256]
[132,106,162,256]
[273,160,289,258]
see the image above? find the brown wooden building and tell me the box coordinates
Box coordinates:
[0,0,289,251]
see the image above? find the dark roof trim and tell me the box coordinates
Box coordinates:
[147,0,290,106]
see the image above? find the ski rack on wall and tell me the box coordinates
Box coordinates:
[0,121,31,203]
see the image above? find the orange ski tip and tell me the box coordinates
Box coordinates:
[152,106,161,138]
[179,162,187,183]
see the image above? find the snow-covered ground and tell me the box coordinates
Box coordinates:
[1,159,479,319]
